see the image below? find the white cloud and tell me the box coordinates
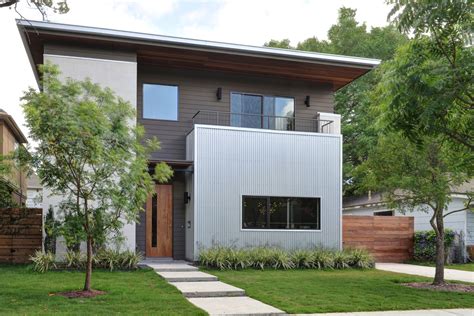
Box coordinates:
[0,0,391,141]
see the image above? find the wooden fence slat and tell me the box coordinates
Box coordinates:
[343,215,414,263]
[0,208,42,263]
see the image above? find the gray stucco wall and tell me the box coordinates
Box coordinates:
[189,125,342,260]
[43,44,138,252]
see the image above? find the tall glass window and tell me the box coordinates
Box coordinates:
[242,196,321,230]
[143,84,178,120]
[231,93,294,130]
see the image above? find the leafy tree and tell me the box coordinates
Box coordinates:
[358,133,473,284]
[267,7,407,194]
[264,39,292,49]
[0,0,69,20]
[385,0,473,150]
[21,63,173,292]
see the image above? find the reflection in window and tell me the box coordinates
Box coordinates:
[143,84,178,120]
[231,93,294,130]
[242,196,321,230]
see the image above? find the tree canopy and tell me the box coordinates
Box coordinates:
[21,63,173,292]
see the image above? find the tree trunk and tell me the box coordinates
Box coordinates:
[83,235,93,291]
[433,206,445,285]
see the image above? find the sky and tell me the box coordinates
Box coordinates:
[0,0,391,140]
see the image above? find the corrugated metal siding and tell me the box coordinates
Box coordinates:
[192,125,342,259]
[138,66,334,161]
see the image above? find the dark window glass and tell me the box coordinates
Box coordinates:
[231,93,294,130]
[242,196,321,230]
[242,197,268,229]
[143,84,178,120]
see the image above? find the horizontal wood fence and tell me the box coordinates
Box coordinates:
[0,208,42,263]
[343,215,414,263]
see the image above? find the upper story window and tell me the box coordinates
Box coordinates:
[143,84,178,121]
[242,196,321,230]
[231,93,294,130]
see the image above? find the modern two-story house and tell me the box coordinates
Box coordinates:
[18,20,379,261]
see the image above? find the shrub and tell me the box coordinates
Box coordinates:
[94,249,143,271]
[414,229,455,262]
[64,250,85,269]
[44,206,59,254]
[199,246,374,270]
[30,250,56,273]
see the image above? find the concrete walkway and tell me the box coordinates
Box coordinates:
[376,263,474,283]
[143,259,284,315]
[298,309,474,316]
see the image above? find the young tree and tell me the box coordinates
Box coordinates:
[22,63,173,293]
[358,133,473,284]
[0,0,69,20]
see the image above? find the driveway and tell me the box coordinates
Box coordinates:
[376,263,474,283]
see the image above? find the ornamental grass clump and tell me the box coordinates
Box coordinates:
[199,246,374,270]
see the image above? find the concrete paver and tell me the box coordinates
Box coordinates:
[170,280,246,297]
[189,296,285,315]
[376,263,474,283]
[156,271,218,282]
[297,308,474,316]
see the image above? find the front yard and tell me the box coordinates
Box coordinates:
[207,269,474,314]
[0,265,205,315]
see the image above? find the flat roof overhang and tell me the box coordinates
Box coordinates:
[17,19,380,90]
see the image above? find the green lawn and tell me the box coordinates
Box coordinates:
[0,265,206,315]
[206,269,474,314]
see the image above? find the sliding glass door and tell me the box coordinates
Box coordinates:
[231,93,294,130]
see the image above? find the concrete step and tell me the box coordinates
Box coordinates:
[156,271,218,282]
[170,281,246,298]
[188,296,285,315]
[148,263,199,272]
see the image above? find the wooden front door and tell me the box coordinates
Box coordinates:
[146,184,173,257]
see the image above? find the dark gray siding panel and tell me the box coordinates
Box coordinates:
[136,211,146,253]
[135,174,186,259]
[137,66,334,161]
[173,173,186,259]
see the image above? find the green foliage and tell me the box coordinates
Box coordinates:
[64,250,85,269]
[383,0,474,150]
[30,250,56,273]
[263,39,292,49]
[58,207,85,252]
[30,249,143,272]
[414,230,456,262]
[265,7,408,194]
[21,63,173,289]
[43,206,59,254]
[199,246,374,270]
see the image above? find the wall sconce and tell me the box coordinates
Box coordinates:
[184,192,191,204]
[305,95,311,107]
[216,87,222,101]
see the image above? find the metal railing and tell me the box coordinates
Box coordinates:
[191,110,333,134]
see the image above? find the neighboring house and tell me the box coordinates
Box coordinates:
[26,173,42,208]
[18,20,380,261]
[0,109,28,206]
[343,186,474,260]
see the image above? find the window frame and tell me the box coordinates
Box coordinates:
[240,195,322,232]
[229,91,296,118]
[142,82,179,121]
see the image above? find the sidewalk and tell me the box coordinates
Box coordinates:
[376,263,474,283]
[298,309,474,316]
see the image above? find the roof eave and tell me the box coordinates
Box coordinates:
[16,19,381,70]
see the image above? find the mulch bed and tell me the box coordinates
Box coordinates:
[54,290,106,298]
[402,282,474,293]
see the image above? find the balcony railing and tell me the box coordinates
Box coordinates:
[191,111,333,134]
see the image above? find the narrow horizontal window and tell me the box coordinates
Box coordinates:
[242,196,320,230]
[143,84,178,120]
